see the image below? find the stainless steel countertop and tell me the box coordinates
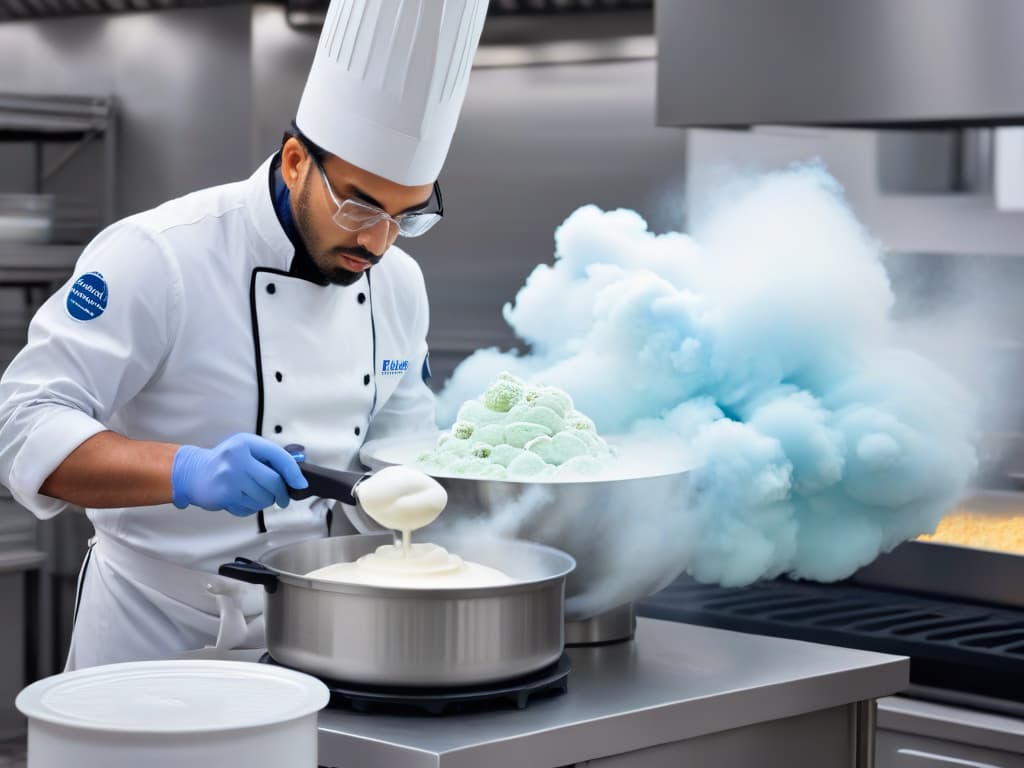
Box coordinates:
[317,618,909,768]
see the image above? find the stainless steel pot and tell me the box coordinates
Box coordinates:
[358,435,695,623]
[219,532,575,687]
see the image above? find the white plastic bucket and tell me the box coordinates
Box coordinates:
[16,660,330,768]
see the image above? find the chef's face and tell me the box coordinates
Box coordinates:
[281,137,434,286]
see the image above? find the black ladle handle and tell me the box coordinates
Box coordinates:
[284,443,367,506]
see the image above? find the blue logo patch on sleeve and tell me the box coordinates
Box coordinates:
[66,272,109,322]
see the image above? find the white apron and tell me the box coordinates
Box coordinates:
[66,534,266,670]
[66,267,382,669]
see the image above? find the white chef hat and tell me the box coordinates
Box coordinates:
[296,0,489,187]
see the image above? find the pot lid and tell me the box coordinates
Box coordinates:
[16,660,329,733]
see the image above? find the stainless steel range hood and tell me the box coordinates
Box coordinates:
[0,0,653,24]
[656,0,1024,129]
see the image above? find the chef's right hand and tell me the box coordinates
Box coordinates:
[170,433,309,517]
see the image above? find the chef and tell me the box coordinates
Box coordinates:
[0,0,489,669]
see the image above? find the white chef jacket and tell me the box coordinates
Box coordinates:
[0,155,437,668]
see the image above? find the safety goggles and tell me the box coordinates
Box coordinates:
[311,154,443,240]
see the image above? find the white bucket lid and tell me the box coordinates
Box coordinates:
[16,660,330,733]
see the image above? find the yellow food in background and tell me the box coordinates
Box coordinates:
[918,511,1024,555]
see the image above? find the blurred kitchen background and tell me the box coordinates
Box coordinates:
[2,0,1024,762]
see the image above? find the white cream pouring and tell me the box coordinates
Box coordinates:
[306,465,513,588]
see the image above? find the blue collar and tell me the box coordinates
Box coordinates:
[270,155,326,285]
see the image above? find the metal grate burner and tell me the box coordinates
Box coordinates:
[261,653,571,716]
[639,578,1024,705]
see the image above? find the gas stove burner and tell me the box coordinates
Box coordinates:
[260,653,571,715]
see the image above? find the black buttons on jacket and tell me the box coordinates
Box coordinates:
[267,283,276,294]
[275,371,283,383]
[357,292,366,304]
[354,426,361,436]
[363,374,370,386]
[274,425,283,434]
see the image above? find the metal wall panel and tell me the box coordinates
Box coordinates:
[0,4,253,217]
[656,0,1024,128]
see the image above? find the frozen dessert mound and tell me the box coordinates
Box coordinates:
[417,372,614,480]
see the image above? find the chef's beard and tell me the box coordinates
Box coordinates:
[294,180,381,286]
[314,244,381,287]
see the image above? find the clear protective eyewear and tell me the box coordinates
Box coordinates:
[312,156,443,240]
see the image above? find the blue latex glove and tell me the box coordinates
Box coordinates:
[171,433,309,517]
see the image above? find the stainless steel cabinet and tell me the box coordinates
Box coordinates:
[877,697,1024,768]
[878,732,1024,767]
[579,703,864,768]
[0,519,44,742]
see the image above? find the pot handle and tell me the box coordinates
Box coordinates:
[284,443,366,506]
[218,557,279,594]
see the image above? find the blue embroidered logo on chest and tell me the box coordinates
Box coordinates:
[66,272,109,321]
[381,358,409,376]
